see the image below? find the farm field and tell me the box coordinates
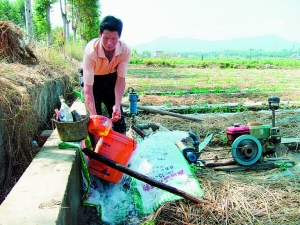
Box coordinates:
[117,64,300,225]
[1,19,300,224]
[2,53,300,224]
[126,64,300,103]
[80,64,300,224]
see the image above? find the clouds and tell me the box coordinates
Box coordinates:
[264,19,285,27]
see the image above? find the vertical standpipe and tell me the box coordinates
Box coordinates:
[268,96,281,145]
[268,96,280,127]
[128,87,140,126]
[128,88,140,115]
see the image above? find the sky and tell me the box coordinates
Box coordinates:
[52,0,300,46]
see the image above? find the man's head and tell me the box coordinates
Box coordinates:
[99,15,123,37]
[99,16,123,51]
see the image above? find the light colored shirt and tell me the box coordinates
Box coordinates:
[82,38,131,85]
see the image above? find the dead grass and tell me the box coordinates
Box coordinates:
[126,108,300,224]
[0,22,80,202]
[0,21,37,64]
[135,92,300,106]
[1,25,300,224]
[153,169,300,224]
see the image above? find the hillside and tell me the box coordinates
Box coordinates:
[131,34,300,53]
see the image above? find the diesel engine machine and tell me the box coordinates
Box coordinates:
[175,96,282,166]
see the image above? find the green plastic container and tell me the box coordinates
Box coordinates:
[249,125,271,139]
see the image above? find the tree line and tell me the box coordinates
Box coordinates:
[0,0,101,46]
[134,49,299,59]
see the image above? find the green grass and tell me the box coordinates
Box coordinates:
[129,57,300,69]
[63,42,85,61]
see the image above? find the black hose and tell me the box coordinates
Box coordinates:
[188,132,200,152]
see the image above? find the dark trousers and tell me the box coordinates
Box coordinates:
[93,72,126,134]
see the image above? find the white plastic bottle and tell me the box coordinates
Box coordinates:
[59,96,73,122]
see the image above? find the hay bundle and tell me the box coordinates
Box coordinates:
[153,169,300,224]
[0,47,75,200]
[0,21,37,64]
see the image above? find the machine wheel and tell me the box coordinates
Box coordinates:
[231,135,263,166]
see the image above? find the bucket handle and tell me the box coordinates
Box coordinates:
[52,114,57,130]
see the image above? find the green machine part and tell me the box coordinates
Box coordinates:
[249,125,271,139]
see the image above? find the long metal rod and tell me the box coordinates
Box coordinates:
[202,146,249,152]
[82,148,211,205]
[122,103,202,122]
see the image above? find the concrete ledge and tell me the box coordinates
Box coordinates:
[0,99,86,225]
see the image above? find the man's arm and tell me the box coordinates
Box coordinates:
[114,76,126,108]
[84,84,97,115]
[112,76,125,121]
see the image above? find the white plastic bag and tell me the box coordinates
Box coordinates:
[128,130,204,214]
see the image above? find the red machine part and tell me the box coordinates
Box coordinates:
[226,124,250,141]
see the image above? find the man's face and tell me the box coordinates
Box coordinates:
[100,30,119,51]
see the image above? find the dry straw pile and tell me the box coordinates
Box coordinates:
[131,113,300,224]
[0,21,37,64]
[0,21,40,194]
[153,169,300,224]
[0,21,76,201]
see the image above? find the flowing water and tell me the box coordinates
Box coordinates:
[84,130,191,225]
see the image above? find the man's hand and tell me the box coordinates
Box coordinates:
[111,105,121,122]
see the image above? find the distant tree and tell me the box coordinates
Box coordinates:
[70,0,79,42]
[131,49,138,57]
[25,0,34,44]
[142,50,152,57]
[46,0,101,44]
[33,0,60,46]
[78,0,100,42]
[59,0,70,42]
[0,0,24,27]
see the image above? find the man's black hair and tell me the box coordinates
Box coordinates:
[99,15,123,37]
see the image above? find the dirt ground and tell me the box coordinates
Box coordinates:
[124,92,300,166]
[128,92,300,141]
[79,91,300,225]
[136,91,300,106]
[1,22,299,223]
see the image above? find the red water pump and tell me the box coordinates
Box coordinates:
[226,96,281,166]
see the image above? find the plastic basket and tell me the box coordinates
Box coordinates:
[52,115,89,142]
